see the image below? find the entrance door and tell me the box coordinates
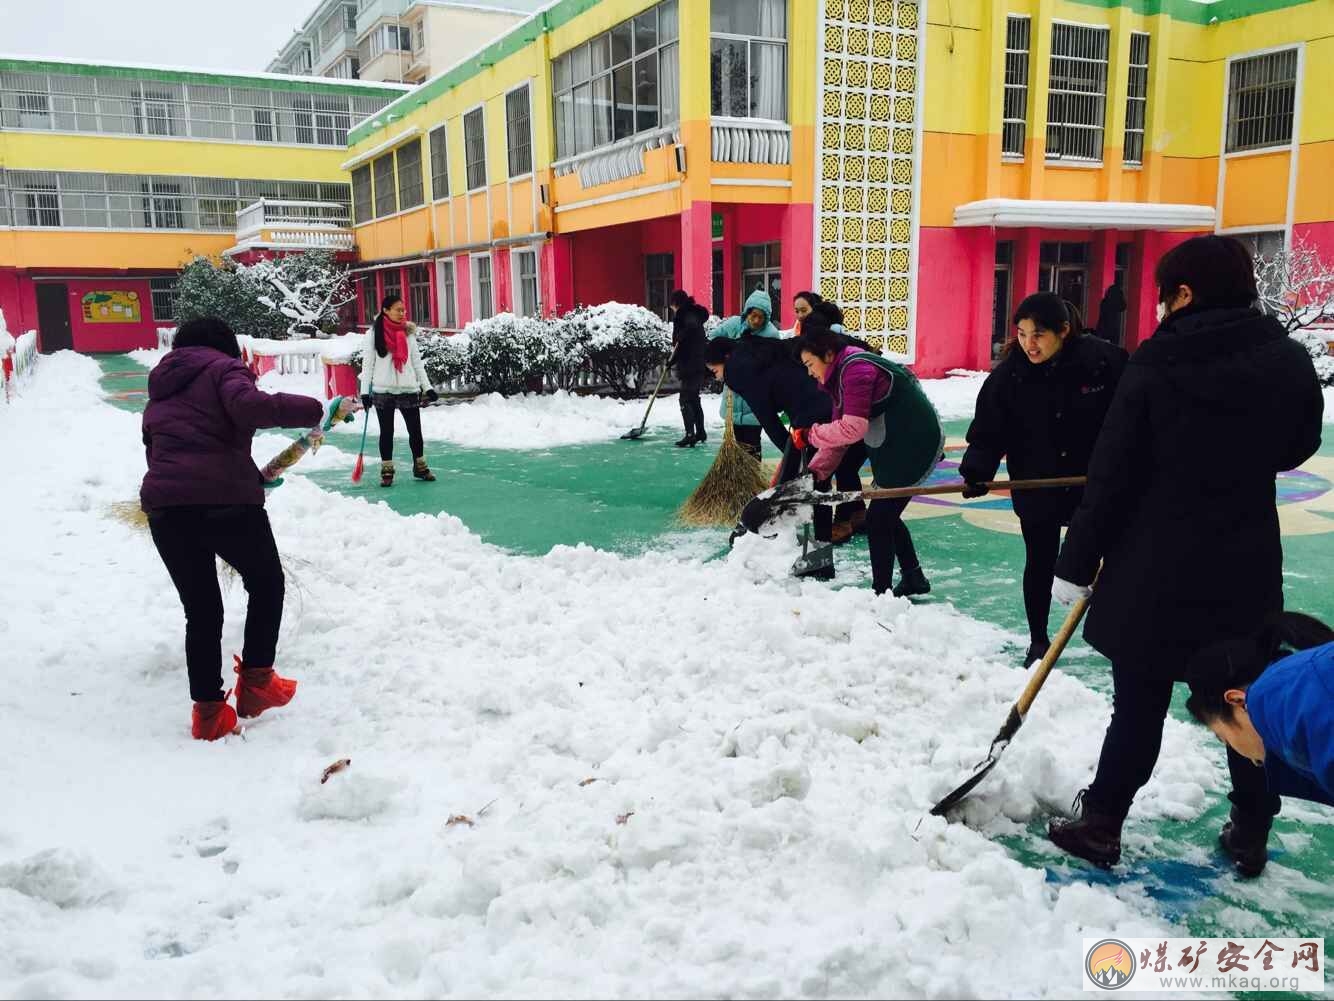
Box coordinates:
[35,284,73,353]
[739,242,782,325]
[1053,267,1088,323]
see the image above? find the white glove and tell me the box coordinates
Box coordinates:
[1052,576,1092,607]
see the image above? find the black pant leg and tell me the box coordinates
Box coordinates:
[892,506,920,573]
[400,406,425,460]
[865,496,910,595]
[689,392,707,438]
[149,509,226,703]
[209,507,285,671]
[377,405,396,461]
[1227,746,1282,820]
[734,424,762,458]
[1020,518,1062,645]
[1086,661,1176,819]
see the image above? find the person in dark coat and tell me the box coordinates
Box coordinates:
[669,290,710,447]
[959,293,1127,667]
[1046,235,1325,871]
[1094,283,1127,344]
[141,316,326,741]
[1184,612,1334,876]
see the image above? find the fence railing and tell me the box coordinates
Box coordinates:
[710,117,792,165]
[2,329,39,403]
[552,128,680,187]
[231,199,354,255]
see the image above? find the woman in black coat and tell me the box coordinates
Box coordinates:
[669,290,710,447]
[1047,235,1325,873]
[959,293,1127,667]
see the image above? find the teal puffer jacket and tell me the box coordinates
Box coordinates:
[711,288,782,427]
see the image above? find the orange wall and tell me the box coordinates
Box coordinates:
[1220,150,1291,229]
[0,229,233,270]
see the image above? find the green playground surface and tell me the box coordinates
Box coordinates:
[101,354,1334,973]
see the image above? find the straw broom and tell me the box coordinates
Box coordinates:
[677,390,769,526]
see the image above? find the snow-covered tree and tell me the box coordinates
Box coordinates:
[239,251,353,339]
[1253,235,1334,386]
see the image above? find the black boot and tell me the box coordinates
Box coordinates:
[1219,806,1271,878]
[1023,639,1051,669]
[413,457,436,481]
[892,565,931,598]
[675,434,697,448]
[1048,788,1124,869]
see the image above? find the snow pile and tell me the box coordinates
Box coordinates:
[921,369,988,421]
[0,307,14,353]
[127,347,167,368]
[0,352,1234,998]
[243,334,354,359]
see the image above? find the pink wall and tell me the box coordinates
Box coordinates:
[454,254,473,324]
[914,226,994,377]
[568,221,655,307]
[61,278,162,352]
[492,247,513,315]
[544,236,575,318]
[0,270,34,336]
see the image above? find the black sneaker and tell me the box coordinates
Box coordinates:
[1048,788,1124,869]
[1024,640,1051,668]
[674,435,697,448]
[1219,807,1271,878]
[892,566,931,598]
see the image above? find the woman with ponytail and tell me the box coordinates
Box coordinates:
[959,292,1127,668]
[359,294,437,487]
[1185,613,1334,875]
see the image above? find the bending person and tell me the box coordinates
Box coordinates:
[709,288,782,458]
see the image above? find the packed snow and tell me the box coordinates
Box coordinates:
[0,352,1234,998]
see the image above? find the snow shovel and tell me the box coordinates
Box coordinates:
[929,579,1095,816]
[621,349,677,440]
[737,475,1088,537]
[779,439,836,580]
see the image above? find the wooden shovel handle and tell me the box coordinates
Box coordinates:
[860,475,1087,502]
[1016,571,1099,716]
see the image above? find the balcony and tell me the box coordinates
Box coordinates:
[711,117,791,165]
[225,199,355,258]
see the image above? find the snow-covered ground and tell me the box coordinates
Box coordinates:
[0,353,1230,998]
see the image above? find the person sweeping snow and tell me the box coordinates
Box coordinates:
[1046,235,1325,871]
[359,294,437,487]
[793,317,943,597]
[1184,613,1334,876]
[140,317,326,741]
[710,289,783,458]
[669,290,710,448]
[959,293,1126,667]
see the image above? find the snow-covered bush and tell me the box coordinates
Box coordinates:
[463,313,551,394]
[176,251,351,341]
[567,302,671,392]
[1290,328,1334,386]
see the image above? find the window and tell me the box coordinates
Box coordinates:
[373,152,396,217]
[472,255,494,319]
[150,276,179,322]
[1046,23,1109,162]
[1038,241,1090,317]
[414,21,426,54]
[19,180,60,227]
[17,91,50,129]
[1226,49,1298,153]
[344,3,357,29]
[710,0,786,120]
[1124,32,1150,165]
[396,139,423,209]
[352,164,373,223]
[1002,16,1030,159]
[407,263,432,325]
[551,0,679,160]
[391,25,412,51]
[992,242,1013,361]
[506,85,533,177]
[739,242,782,324]
[439,259,457,328]
[141,179,186,229]
[645,252,675,319]
[464,108,487,190]
[360,274,378,324]
[513,249,539,316]
[382,267,402,304]
[429,125,449,200]
[711,246,725,317]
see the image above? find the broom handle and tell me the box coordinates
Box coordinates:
[860,475,1087,502]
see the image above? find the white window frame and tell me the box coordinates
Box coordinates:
[1223,45,1300,156]
[1123,32,1150,166]
[437,258,458,328]
[709,0,787,123]
[504,82,535,179]
[1045,20,1110,164]
[1002,15,1030,161]
[471,252,494,320]
[463,105,488,192]
[511,246,540,317]
[428,123,449,202]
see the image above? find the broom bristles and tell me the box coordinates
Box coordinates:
[677,391,769,526]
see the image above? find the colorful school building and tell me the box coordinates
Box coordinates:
[2,0,1332,374]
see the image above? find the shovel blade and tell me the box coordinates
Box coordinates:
[621,427,647,440]
[929,705,1024,816]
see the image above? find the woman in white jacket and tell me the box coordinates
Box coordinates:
[359,294,437,486]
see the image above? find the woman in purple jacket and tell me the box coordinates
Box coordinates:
[141,317,325,741]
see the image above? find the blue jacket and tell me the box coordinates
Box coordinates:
[1247,641,1334,807]
[712,288,782,427]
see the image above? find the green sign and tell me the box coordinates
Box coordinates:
[711,212,723,240]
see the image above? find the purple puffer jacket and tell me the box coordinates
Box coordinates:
[140,346,324,511]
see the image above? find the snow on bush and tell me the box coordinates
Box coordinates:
[1290,328,1334,386]
[560,302,671,392]
[463,313,552,395]
[176,251,352,341]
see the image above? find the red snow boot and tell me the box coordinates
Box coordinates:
[192,700,239,741]
[233,655,298,719]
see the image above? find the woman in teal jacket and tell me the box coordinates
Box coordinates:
[711,288,783,458]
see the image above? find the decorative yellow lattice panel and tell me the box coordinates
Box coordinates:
[868,189,888,213]
[889,307,909,330]
[820,275,839,299]
[873,0,894,24]
[821,218,838,241]
[891,219,911,242]
[868,157,889,182]
[843,307,863,331]
[891,189,910,213]
[873,31,894,56]
[867,276,886,299]
[821,247,838,271]
[845,92,866,118]
[842,217,864,241]
[823,91,842,117]
[871,64,893,90]
[868,219,888,243]
[869,126,891,152]
[867,248,887,271]
[892,158,913,183]
[847,62,868,87]
[889,276,910,299]
[825,25,844,52]
[890,248,910,271]
[865,333,885,350]
[847,28,869,55]
[824,60,844,87]
[841,277,863,300]
[842,187,865,211]
[896,1,918,28]
[844,157,866,181]
[870,94,891,121]
[895,96,915,123]
[886,333,909,354]
[822,153,841,181]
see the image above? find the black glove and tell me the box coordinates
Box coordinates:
[961,481,990,499]
[423,388,439,404]
[360,394,373,412]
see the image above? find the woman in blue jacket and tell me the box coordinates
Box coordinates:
[1185,612,1334,877]
[711,288,782,458]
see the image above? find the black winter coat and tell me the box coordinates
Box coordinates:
[1055,305,1324,670]
[724,336,832,452]
[959,334,1127,523]
[672,302,710,380]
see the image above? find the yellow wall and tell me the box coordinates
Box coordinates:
[0,230,233,270]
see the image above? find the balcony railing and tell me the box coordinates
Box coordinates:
[227,199,355,256]
[552,127,680,188]
[711,117,791,165]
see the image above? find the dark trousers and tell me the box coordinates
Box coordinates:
[678,377,707,438]
[777,440,869,543]
[1020,518,1062,645]
[1087,661,1282,822]
[734,424,762,459]
[866,496,920,596]
[148,506,285,703]
[377,405,424,462]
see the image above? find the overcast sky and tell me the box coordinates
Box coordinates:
[4,0,316,72]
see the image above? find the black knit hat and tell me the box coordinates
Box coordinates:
[174,317,241,359]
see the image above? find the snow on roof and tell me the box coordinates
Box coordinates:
[0,53,413,92]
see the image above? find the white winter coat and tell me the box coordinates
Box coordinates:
[360,322,431,395]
